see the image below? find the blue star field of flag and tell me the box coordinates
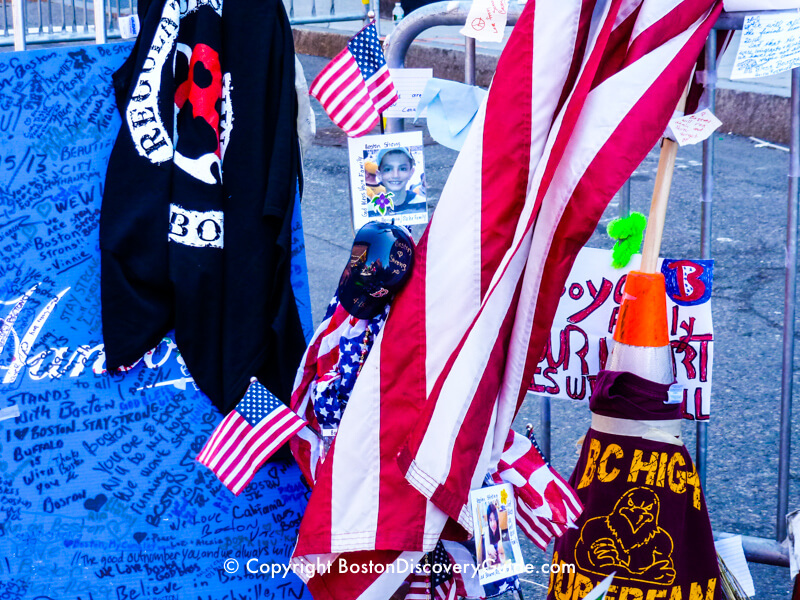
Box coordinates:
[430,541,455,593]
[313,300,389,429]
[237,380,285,427]
[347,23,386,80]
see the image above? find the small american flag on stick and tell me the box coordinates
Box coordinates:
[309,21,398,137]
[197,379,306,495]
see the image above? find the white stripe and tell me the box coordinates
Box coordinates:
[525,0,584,191]
[310,53,353,97]
[329,328,383,550]
[423,102,486,398]
[613,0,644,29]
[631,0,686,43]
[203,416,249,470]
[357,552,424,600]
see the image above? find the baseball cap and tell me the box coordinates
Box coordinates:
[376,147,415,167]
[337,222,415,319]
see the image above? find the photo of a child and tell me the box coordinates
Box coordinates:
[349,132,428,230]
[469,483,525,585]
[367,147,426,214]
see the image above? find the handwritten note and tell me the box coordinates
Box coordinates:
[732,12,800,79]
[714,536,755,596]
[384,69,433,118]
[460,0,508,43]
[0,44,310,600]
[668,109,722,146]
[530,248,714,420]
[724,1,800,10]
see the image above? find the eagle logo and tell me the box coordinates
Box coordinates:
[575,487,676,585]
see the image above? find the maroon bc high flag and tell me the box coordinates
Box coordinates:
[309,22,398,137]
[291,2,723,600]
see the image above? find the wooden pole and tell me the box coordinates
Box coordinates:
[639,82,691,273]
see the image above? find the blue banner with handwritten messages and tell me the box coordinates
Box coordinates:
[0,44,310,600]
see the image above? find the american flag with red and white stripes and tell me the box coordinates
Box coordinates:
[293,2,722,600]
[493,430,582,550]
[309,22,398,137]
[290,298,389,486]
[196,379,306,495]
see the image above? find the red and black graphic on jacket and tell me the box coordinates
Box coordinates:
[173,40,224,185]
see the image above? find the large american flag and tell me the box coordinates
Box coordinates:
[293,2,722,599]
[309,22,398,137]
[196,379,306,495]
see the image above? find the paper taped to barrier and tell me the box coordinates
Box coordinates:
[732,12,800,79]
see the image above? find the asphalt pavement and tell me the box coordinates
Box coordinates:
[297,52,800,599]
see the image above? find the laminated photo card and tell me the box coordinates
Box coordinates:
[469,483,526,584]
[348,131,428,230]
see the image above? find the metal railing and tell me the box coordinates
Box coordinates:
[1,0,371,49]
[2,0,129,49]
[384,2,794,567]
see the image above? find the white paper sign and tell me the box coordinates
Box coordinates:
[119,14,140,40]
[714,536,755,596]
[460,0,508,43]
[668,109,722,146]
[530,247,714,419]
[469,484,525,585]
[732,12,800,79]
[724,0,800,10]
[384,69,433,118]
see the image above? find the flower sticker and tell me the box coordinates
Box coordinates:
[371,191,394,216]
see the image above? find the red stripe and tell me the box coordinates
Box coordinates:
[554,0,597,119]
[479,2,534,297]
[295,434,336,555]
[592,3,641,87]
[375,232,430,548]
[623,1,717,68]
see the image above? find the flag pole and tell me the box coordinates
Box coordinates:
[639,81,692,273]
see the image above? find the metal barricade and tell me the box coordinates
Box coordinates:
[383,2,794,567]
[1,0,370,49]
[2,0,130,48]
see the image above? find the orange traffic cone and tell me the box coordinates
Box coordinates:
[607,270,674,384]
